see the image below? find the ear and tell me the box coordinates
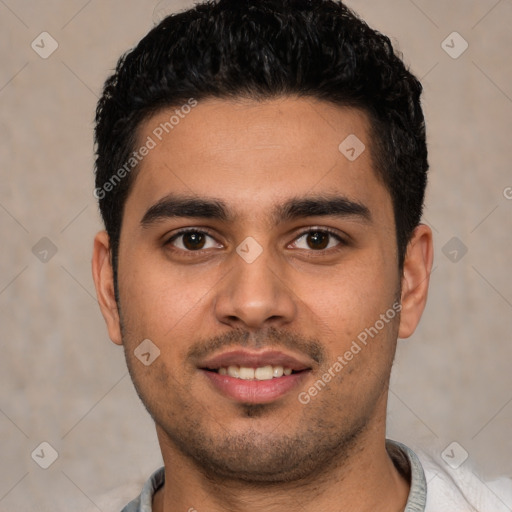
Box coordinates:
[398,224,434,339]
[91,231,123,345]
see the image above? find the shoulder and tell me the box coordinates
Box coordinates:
[81,482,143,512]
[413,445,512,512]
[83,467,164,512]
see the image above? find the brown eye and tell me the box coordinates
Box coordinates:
[293,229,344,251]
[305,231,329,250]
[166,230,220,252]
[181,232,206,250]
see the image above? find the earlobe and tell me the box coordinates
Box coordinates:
[91,231,123,345]
[398,224,434,339]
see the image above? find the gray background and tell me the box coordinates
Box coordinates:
[1,0,511,510]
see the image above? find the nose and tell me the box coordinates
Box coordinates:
[213,244,297,330]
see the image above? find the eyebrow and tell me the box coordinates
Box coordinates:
[140,193,372,227]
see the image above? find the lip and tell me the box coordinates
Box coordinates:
[198,349,314,404]
[199,349,313,372]
[201,368,311,404]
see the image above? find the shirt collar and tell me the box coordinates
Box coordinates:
[387,439,427,512]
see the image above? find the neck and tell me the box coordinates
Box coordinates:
[152,423,410,512]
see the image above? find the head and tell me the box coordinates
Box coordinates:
[92,0,432,483]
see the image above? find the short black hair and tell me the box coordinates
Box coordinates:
[94,0,428,300]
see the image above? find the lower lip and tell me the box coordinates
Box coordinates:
[201,369,310,404]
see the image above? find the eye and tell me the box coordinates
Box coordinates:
[164,227,346,255]
[291,228,345,251]
[166,229,221,251]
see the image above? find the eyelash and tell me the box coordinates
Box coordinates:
[164,227,347,256]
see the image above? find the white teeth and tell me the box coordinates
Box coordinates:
[239,367,255,380]
[217,364,296,380]
[273,365,284,378]
[255,365,273,380]
[227,365,240,378]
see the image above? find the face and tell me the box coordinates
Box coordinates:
[93,97,432,482]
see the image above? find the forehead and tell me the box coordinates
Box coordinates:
[125,97,391,224]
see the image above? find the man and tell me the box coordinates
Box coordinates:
[91,1,512,511]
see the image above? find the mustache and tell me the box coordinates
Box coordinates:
[186,325,326,365]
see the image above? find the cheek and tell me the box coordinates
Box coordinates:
[118,250,220,340]
[291,253,400,391]
[293,252,398,340]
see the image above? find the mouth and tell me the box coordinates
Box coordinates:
[198,349,313,404]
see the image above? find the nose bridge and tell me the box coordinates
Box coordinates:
[214,239,296,328]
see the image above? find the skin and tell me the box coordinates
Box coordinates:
[92,97,433,512]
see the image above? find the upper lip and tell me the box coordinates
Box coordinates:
[199,349,313,371]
